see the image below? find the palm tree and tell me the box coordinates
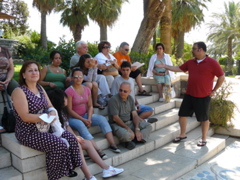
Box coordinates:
[89,0,127,41]
[57,0,90,42]
[207,1,240,74]
[160,0,172,54]
[33,0,62,49]
[131,0,165,53]
[172,0,210,61]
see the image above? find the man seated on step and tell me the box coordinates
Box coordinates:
[113,42,151,96]
[108,82,152,150]
[111,61,158,124]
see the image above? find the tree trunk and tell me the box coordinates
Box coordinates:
[153,32,156,49]
[40,11,47,49]
[72,24,83,42]
[174,30,184,61]
[131,0,165,54]
[227,36,233,75]
[100,24,107,41]
[160,0,172,54]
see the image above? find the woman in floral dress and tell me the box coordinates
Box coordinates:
[12,61,82,180]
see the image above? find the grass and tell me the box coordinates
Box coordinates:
[13,63,22,81]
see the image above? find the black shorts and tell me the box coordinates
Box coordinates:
[119,69,141,79]
[178,94,211,122]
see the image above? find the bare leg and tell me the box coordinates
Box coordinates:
[135,74,143,92]
[179,116,188,137]
[78,143,93,179]
[138,110,153,119]
[157,83,163,98]
[105,132,118,148]
[92,82,101,107]
[201,120,210,141]
[81,140,109,169]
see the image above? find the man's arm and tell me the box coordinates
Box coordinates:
[131,111,143,141]
[155,62,183,72]
[113,115,130,129]
[211,75,225,96]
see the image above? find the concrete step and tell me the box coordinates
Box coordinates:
[93,126,226,180]
[0,147,11,169]
[0,166,22,180]
[0,107,180,175]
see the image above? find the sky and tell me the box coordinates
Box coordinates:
[23,0,237,50]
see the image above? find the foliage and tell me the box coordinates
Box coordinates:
[87,41,99,57]
[129,49,155,76]
[209,81,236,129]
[13,63,22,81]
[207,2,240,74]
[218,57,228,66]
[0,0,29,37]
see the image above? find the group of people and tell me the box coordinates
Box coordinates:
[0,40,225,180]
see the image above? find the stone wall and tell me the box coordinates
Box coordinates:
[0,38,18,57]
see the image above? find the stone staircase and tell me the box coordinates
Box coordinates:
[0,74,236,180]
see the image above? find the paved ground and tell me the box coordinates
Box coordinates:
[177,77,240,180]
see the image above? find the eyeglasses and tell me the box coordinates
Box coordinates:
[192,47,199,51]
[73,75,83,79]
[102,46,111,49]
[125,49,129,51]
[119,89,128,93]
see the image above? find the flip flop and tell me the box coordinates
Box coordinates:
[137,90,152,96]
[172,136,187,143]
[93,105,105,110]
[197,140,207,146]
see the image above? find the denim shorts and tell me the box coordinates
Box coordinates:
[137,104,153,115]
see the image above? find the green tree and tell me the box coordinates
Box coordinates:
[89,0,127,41]
[207,1,240,74]
[0,0,29,37]
[57,0,90,42]
[172,0,210,62]
[33,0,62,49]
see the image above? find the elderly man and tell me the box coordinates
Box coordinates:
[156,41,225,146]
[113,42,151,96]
[70,40,88,68]
[108,82,152,150]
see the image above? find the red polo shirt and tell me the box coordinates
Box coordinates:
[179,56,224,97]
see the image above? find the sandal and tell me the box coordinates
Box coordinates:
[93,105,105,110]
[97,149,108,160]
[137,90,152,96]
[197,140,207,146]
[172,136,187,143]
[67,170,78,177]
[0,126,6,133]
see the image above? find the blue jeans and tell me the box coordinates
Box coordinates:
[137,104,153,115]
[69,113,112,140]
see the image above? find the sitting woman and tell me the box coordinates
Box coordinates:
[48,89,124,179]
[147,43,175,102]
[65,68,121,159]
[95,41,119,89]
[73,54,111,109]
[12,61,82,180]
[39,50,67,91]
[0,46,19,133]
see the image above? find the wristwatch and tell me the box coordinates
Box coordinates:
[135,127,140,131]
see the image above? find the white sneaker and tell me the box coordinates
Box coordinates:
[159,98,164,102]
[102,166,124,178]
[83,176,97,180]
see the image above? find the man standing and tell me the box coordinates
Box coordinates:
[111,61,158,123]
[156,42,225,146]
[113,42,151,96]
[70,40,88,67]
[108,82,152,150]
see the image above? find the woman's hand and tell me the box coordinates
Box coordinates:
[83,118,91,128]
[49,82,57,88]
[76,136,85,144]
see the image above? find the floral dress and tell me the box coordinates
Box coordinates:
[14,84,82,180]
